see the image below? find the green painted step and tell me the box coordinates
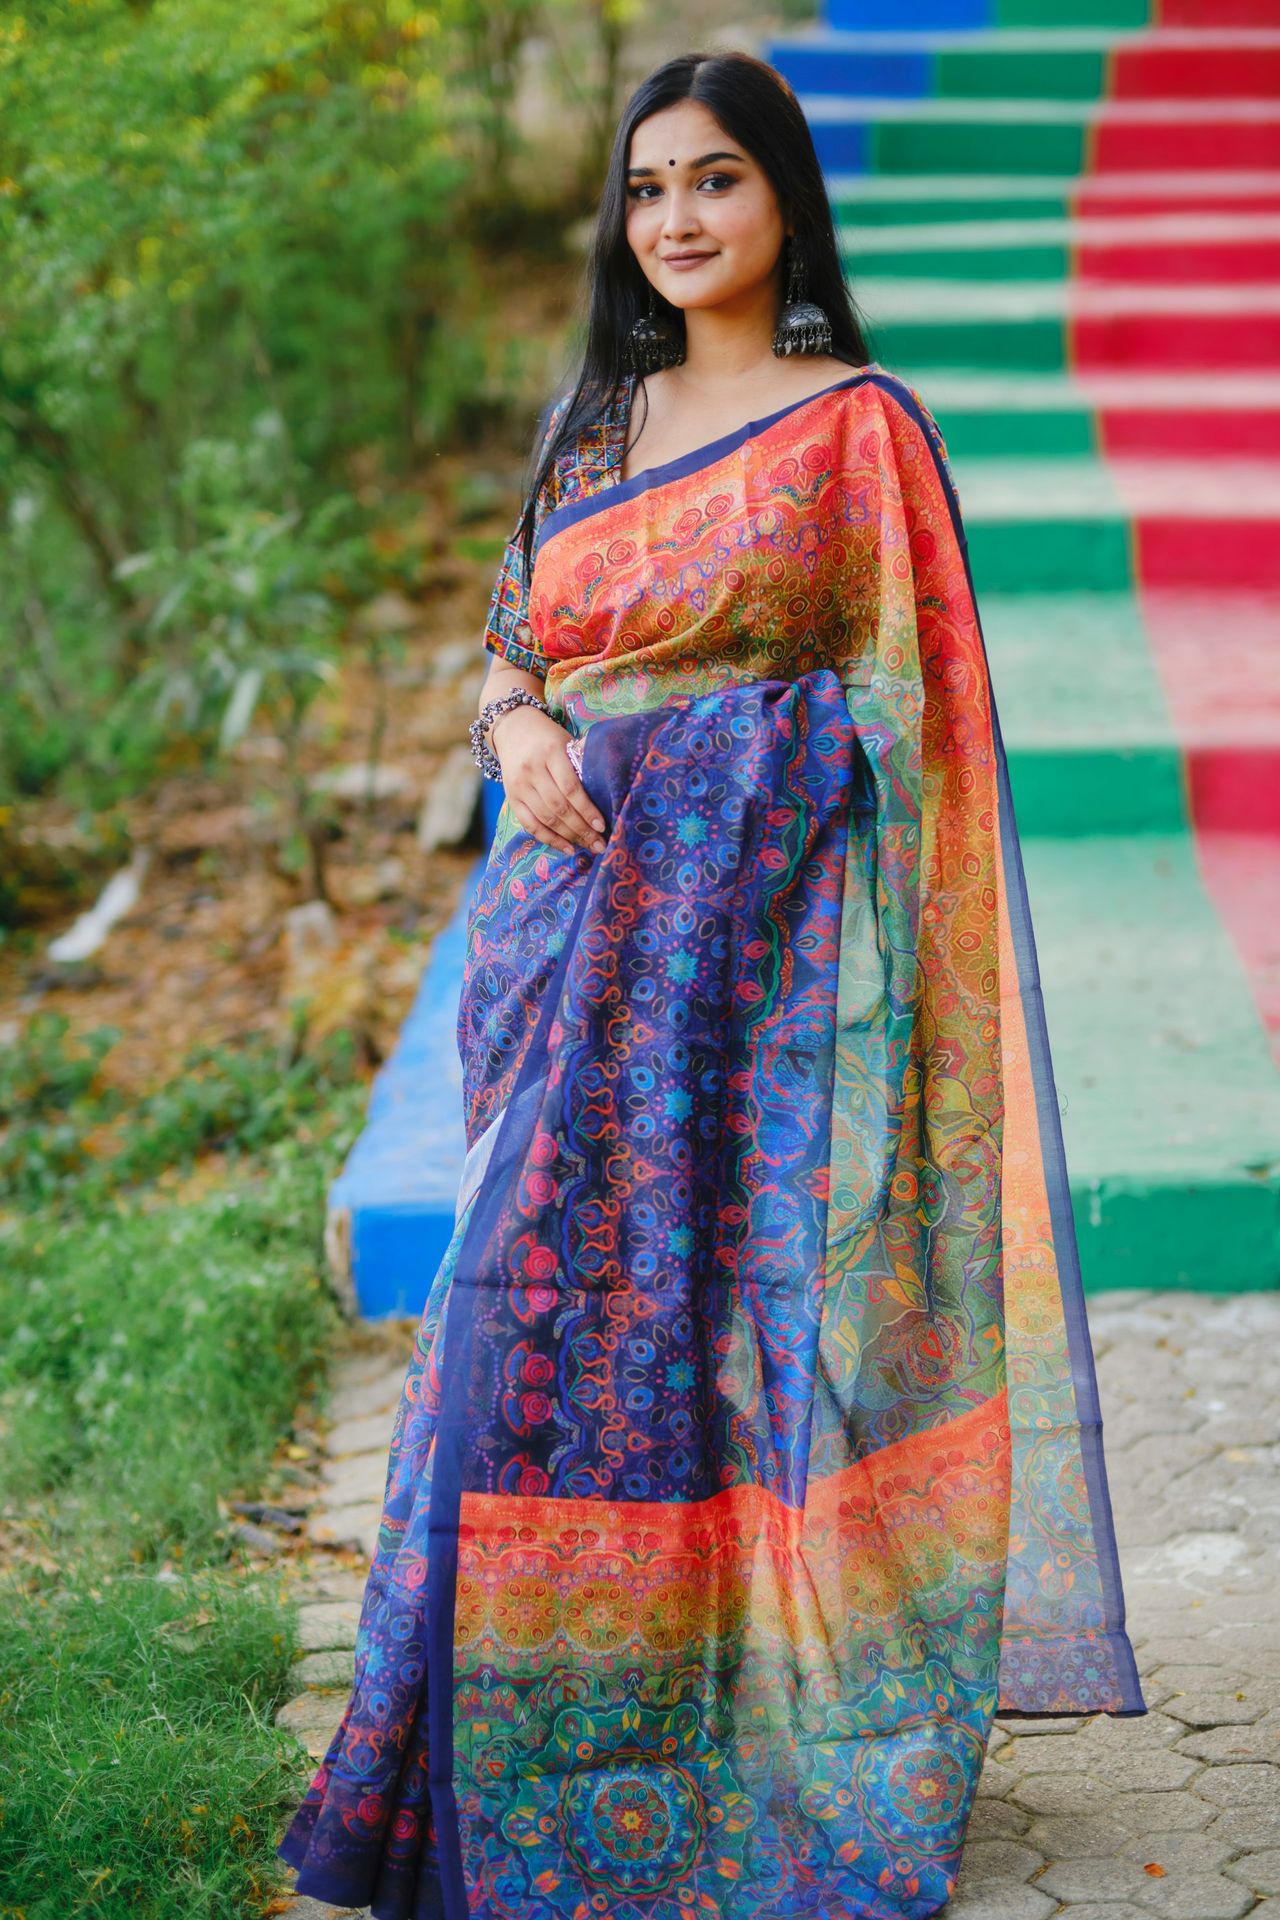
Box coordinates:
[984,593,1187,834]
[936,46,1106,98]
[861,282,1083,369]
[875,314,1069,371]
[869,118,1087,176]
[1028,832,1280,1292]
[934,407,1095,458]
[997,0,1149,25]
[837,192,1074,226]
[946,455,1134,591]
[845,242,1070,280]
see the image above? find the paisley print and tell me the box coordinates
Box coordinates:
[278,368,1143,1919]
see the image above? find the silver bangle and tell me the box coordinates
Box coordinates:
[469,689,552,780]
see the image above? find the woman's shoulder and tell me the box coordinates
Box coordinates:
[828,362,954,479]
[530,378,628,515]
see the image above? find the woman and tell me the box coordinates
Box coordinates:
[278,49,1144,1920]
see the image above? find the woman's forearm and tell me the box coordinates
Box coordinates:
[478,652,545,716]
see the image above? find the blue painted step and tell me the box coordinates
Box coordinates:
[826,0,991,26]
[327,858,479,1317]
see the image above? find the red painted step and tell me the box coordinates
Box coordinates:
[1100,408,1280,458]
[1093,118,1280,174]
[1073,309,1280,373]
[1137,518,1280,593]
[1112,44,1280,99]
[1187,834,1280,1058]
[1160,0,1280,24]
[1076,189,1280,217]
[1138,588,1280,1056]
[1077,239,1280,285]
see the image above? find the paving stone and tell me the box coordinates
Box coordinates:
[995,1713,1085,1736]
[1026,1814,1134,1858]
[284,1565,369,1605]
[324,1365,409,1426]
[1227,1625,1280,1660]
[1104,1791,1216,1833]
[276,1688,347,1759]
[1162,1693,1262,1729]
[1116,1830,1238,1874]
[1000,1731,1104,1772]
[291,1647,357,1692]
[1127,1869,1254,1918]
[307,1503,380,1558]
[1151,1664,1240,1692]
[1075,1710,1189,1753]
[940,1884,1055,1920]
[297,1600,361,1651]
[277,1687,348,1733]
[1036,1856,1154,1903]
[1207,1803,1280,1852]
[1049,1909,1154,1920]
[279,1897,369,1919]
[326,1409,399,1457]
[952,1839,1043,1890]
[319,1451,391,1508]
[1224,1848,1280,1895]
[1011,1772,1115,1818]
[1087,1746,1204,1790]
[1195,1763,1280,1815]
[1134,1640,1223,1670]
[967,1798,1033,1841]
[1177,1711,1280,1764]
[975,1755,1022,1800]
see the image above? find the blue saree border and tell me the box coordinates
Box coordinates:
[880,374,1145,1718]
[423,713,666,1917]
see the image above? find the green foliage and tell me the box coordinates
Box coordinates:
[0,1568,304,1919]
[0,1124,352,1561]
[0,0,564,808]
[0,1011,362,1210]
[0,1008,364,1910]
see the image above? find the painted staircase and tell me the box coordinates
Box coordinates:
[330,0,1280,1315]
[767,0,1280,1293]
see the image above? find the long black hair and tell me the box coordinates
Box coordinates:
[514,50,869,574]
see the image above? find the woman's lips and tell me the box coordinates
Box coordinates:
[662,252,716,271]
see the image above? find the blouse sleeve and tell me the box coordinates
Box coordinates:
[482,390,575,677]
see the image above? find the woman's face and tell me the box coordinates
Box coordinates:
[624,99,787,317]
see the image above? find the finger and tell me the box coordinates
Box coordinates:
[546,753,605,834]
[529,771,600,852]
[510,797,563,852]
[516,790,581,857]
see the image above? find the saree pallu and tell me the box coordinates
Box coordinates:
[278,368,1144,1920]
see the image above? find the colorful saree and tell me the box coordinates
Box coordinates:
[277,366,1144,1920]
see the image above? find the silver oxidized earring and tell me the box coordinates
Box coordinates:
[772,235,833,356]
[626,283,684,375]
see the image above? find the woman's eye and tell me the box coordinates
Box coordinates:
[627,173,735,201]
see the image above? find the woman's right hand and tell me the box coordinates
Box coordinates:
[491,701,607,858]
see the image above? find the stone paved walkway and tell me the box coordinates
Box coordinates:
[273,1288,1280,1918]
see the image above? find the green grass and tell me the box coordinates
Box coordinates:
[0,1012,362,1213]
[0,1021,368,1915]
[0,1571,303,1920]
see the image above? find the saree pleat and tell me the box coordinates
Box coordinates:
[278,367,1143,1920]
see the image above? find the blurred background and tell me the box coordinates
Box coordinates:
[1,1,1277,1914]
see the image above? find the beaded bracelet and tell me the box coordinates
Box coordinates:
[468,689,553,781]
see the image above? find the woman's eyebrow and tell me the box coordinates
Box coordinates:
[626,150,744,177]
